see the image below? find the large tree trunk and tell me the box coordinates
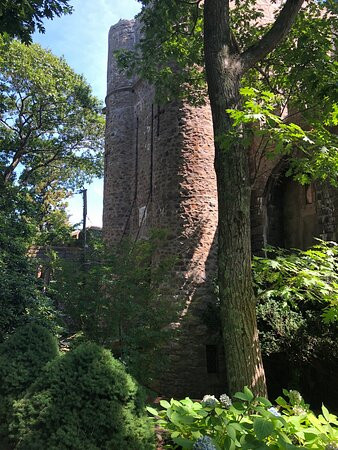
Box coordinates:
[204,0,267,396]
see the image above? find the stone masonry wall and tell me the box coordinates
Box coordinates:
[103,14,338,398]
[104,20,226,398]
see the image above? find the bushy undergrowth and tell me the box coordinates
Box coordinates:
[0,323,59,438]
[253,242,338,408]
[253,241,338,324]
[51,231,178,386]
[8,342,155,449]
[148,387,338,449]
[0,185,62,342]
[0,323,59,398]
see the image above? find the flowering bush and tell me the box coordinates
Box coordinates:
[147,387,338,449]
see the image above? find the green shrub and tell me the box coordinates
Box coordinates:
[253,242,338,409]
[0,323,59,439]
[148,387,338,449]
[0,323,59,399]
[51,230,178,387]
[253,241,338,324]
[8,342,155,449]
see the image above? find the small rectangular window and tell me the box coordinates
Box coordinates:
[206,345,219,374]
[138,206,147,226]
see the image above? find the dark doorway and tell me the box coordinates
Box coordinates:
[266,172,319,249]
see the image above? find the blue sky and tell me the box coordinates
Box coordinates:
[33,0,141,228]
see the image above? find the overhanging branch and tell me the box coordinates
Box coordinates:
[241,0,305,73]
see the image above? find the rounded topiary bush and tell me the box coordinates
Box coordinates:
[0,322,59,441]
[0,322,59,400]
[9,342,155,449]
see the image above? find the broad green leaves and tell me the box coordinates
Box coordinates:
[253,418,275,440]
[147,387,338,449]
[253,241,338,323]
[226,87,338,186]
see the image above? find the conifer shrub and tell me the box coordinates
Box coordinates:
[0,323,59,399]
[0,323,59,438]
[8,342,155,449]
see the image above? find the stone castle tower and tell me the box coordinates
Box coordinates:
[103,15,338,398]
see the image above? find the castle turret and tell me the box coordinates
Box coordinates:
[103,20,138,243]
[103,18,225,398]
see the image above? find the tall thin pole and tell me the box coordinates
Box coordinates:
[82,188,87,254]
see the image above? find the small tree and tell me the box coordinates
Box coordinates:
[0,37,104,244]
[8,342,155,449]
[52,231,177,386]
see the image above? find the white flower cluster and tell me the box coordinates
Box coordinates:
[193,436,217,450]
[325,443,338,450]
[268,407,281,417]
[293,406,306,416]
[289,390,302,406]
[202,395,218,407]
[219,393,232,408]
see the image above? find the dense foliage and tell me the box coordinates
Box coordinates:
[226,87,337,187]
[0,322,59,399]
[0,37,104,340]
[0,184,61,341]
[0,0,72,43]
[7,342,155,449]
[254,241,338,325]
[0,37,104,189]
[148,387,338,449]
[0,37,104,245]
[51,232,178,386]
[0,323,59,439]
[253,242,338,409]
[117,0,338,179]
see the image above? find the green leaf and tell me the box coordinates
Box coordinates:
[321,404,330,422]
[256,397,272,407]
[146,406,158,416]
[227,424,237,441]
[253,417,275,440]
[234,392,250,402]
[243,386,254,401]
[159,399,171,409]
[172,436,194,449]
[276,396,288,407]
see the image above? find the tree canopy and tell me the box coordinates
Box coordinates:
[0,0,72,43]
[0,38,104,190]
[118,0,337,185]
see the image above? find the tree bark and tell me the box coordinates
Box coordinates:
[203,0,305,396]
[204,0,267,397]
